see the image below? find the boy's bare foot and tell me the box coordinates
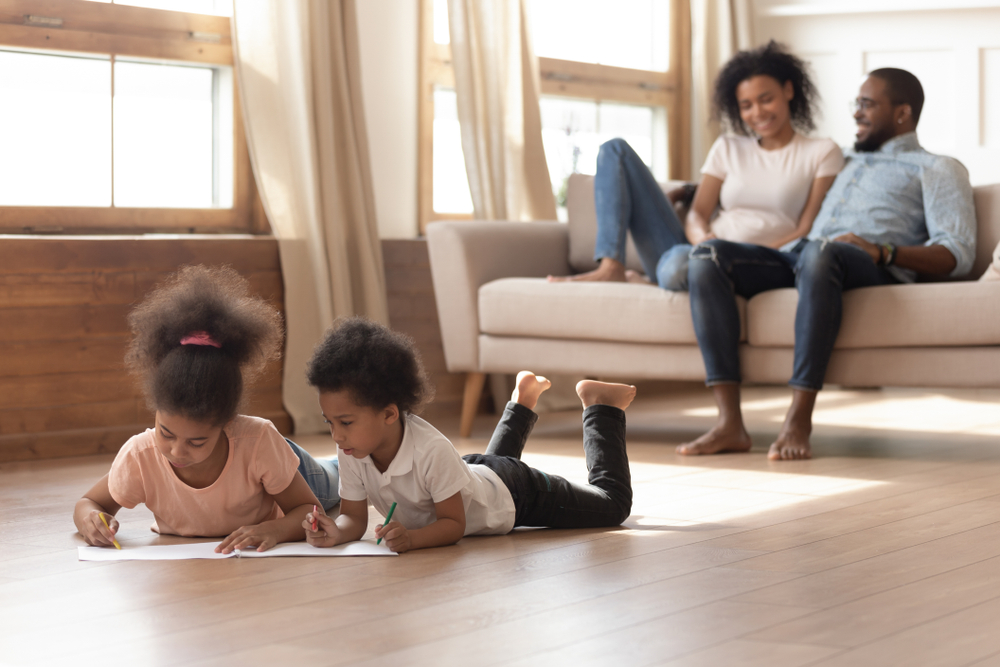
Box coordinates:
[548,257,627,283]
[768,422,812,460]
[576,380,636,410]
[676,423,752,455]
[624,270,652,285]
[512,371,552,410]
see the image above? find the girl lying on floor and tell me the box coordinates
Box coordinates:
[73,266,340,553]
[303,318,637,553]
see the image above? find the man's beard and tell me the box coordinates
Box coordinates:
[854,123,896,152]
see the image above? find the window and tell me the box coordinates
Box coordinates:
[418,0,689,229]
[0,0,260,233]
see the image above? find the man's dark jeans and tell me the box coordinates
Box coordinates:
[463,402,632,528]
[688,238,898,390]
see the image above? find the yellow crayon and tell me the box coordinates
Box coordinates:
[99,512,121,550]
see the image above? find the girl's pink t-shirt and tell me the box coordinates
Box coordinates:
[108,415,299,537]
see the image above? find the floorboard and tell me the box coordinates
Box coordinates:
[3,385,1000,666]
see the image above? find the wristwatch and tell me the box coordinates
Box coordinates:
[879,243,897,266]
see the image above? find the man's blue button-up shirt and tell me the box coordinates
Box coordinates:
[807,132,976,283]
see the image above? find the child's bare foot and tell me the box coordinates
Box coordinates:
[676,423,752,455]
[512,371,552,410]
[576,380,636,410]
[548,258,626,283]
[624,270,652,285]
[768,421,812,460]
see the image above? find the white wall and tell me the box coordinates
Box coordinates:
[752,0,1000,186]
[355,0,419,238]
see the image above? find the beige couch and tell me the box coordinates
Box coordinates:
[427,173,1000,436]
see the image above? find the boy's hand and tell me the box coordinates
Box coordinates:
[374,520,411,553]
[217,522,283,554]
[303,511,341,547]
[81,510,119,548]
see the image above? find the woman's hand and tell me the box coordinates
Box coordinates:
[216,522,285,554]
[78,509,120,548]
[374,520,411,553]
[687,226,717,246]
[303,510,342,548]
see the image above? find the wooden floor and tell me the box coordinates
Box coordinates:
[4,385,1000,666]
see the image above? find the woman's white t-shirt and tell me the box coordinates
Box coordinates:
[337,414,516,536]
[701,133,844,246]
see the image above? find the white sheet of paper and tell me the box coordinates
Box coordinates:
[78,540,396,561]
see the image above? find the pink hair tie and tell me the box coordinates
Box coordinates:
[180,331,221,348]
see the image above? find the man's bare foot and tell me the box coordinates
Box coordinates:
[512,371,552,410]
[548,258,626,283]
[768,423,812,460]
[676,423,752,456]
[576,380,636,410]
[624,270,653,285]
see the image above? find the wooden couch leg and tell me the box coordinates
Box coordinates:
[459,372,486,438]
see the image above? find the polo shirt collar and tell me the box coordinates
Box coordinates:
[360,415,413,479]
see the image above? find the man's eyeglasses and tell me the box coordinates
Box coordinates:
[850,98,879,113]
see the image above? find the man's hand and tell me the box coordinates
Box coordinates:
[374,520,411,553]
[833,233,881,264]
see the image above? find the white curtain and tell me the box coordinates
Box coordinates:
[447,0,557,222]
[690,0,754,175]
[232,0,389,434]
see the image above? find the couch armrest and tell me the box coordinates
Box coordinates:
[426,220,571,372]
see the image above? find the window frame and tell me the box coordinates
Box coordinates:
[417,0,691,232]
[0,0,264,234]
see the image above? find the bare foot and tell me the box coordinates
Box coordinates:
[576,380,636,410]
[548,258,626,283]
[676,423,752,456]
[512,371,552,410]
[768,422,812,460]
[625,270,653,285]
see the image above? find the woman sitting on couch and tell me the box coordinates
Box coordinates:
[549,41,843,290]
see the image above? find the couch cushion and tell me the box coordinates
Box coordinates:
[748,281,1000,348]
[479,278,746,345]
[973,184,1000,279]
[565,173,689,274]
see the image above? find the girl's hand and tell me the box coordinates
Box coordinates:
[81,510,119,548]
[687,226,717,246]
[303,511,341,548]
[374,520,411,553]
[216,522,283,554]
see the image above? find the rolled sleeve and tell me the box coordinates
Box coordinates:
[921,158,977,277]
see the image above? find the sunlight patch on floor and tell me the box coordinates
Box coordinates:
[519,452,886,529]
[679,389,1000,436]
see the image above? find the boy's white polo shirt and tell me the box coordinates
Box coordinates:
[338,414,516,536]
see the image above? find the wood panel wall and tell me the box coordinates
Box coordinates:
[0,236,289,463]
[382,238,467,417]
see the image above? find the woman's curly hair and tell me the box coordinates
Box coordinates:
[307,317,433,414]
[712,40,820,136]
[125,265,283,425]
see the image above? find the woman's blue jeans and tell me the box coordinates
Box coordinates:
[463,402,632,528]
[285,439,341,511]
[593,137,691,290]
[687,238,898,390]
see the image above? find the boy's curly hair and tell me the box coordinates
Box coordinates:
[307,317,433,414]
[712,40,820,136]
[125,265,283,425]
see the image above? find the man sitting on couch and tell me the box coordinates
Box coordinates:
[678,68,977,460]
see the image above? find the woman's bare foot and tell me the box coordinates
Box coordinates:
[676,423,752,455]
[576,380,636,410]
[512,371,552,410]
[548,257,627,283]
[624,270,653,285]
